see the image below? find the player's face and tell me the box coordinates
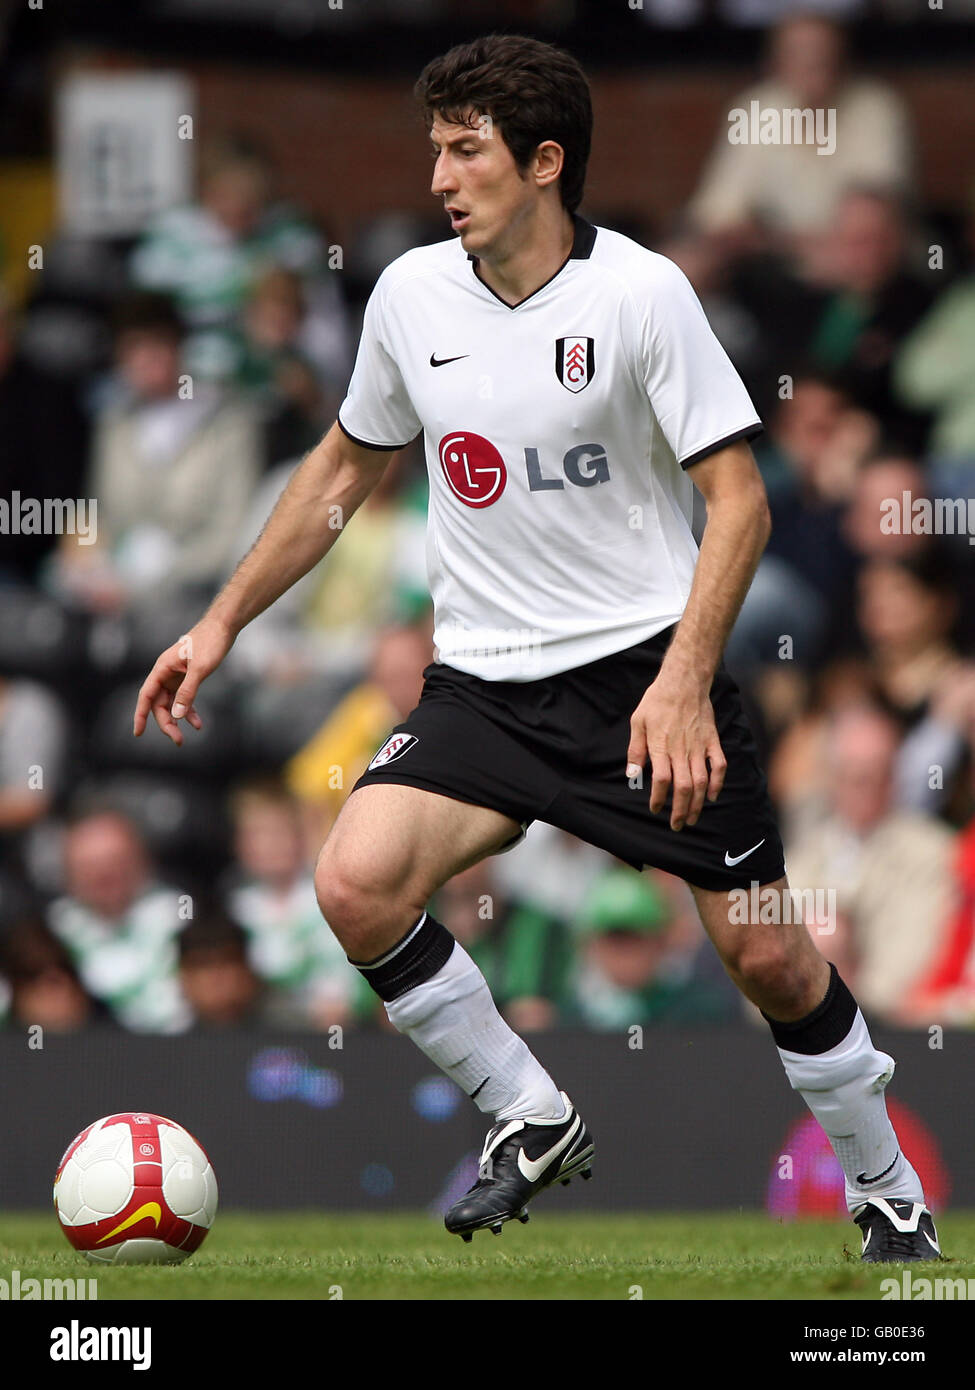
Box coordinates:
[429,113,536,260]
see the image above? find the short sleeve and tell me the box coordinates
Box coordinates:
[337,275,422,451]
[637,257,762,470]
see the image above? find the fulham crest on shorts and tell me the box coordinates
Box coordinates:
[368,733,418,770]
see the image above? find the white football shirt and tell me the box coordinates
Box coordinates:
[338,216,762,680]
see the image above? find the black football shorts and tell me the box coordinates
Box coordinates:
[352,627,785,892]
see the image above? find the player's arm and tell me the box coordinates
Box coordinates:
[626,439,771,831]
[133,422,396,745]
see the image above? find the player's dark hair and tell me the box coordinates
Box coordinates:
[415,34,592,214]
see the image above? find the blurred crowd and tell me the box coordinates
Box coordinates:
[3,15,975,1036]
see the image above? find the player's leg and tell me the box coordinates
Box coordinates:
[316,781,563,1118]
[316,780,520,962]
[315,782,593,1237]
[689,875,940,1261]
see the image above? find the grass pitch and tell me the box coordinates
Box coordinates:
[2,1210,971,1300]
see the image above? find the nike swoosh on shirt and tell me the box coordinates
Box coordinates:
[724,839,766,867]
[516,1114,580,1184]
[97,1201,162,1243]
[430,353,470,367]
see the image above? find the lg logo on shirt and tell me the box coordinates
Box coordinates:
[438,431,610,509]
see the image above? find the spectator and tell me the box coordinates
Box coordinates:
[858,543,975,818]
[654,225,769,387]
[235,268,330,465]
[432,859,575,1032]
[567,865,735,1029]
[50,292,261,630]
[0,676,67,836]
[297,464,431,670]
[688,16,914,257]
[46,810,191,1032]
[225,777,360,1028]
[903,779,975,1027]
[492,822,615,925]
[804,188,934,443]
[726,374,870,672]
[829,452,947,655]
[893,670,975,822]
[228,453,430,690]
[855,548,963,726]
[842,453,932,564]
[285,623,433,840]
[131,134,350,389]
[177,912,265,1029]
[787,705,955,1022]
[768,658,876,835]
[770,661,975,835]
[894,177,975,472]
[0,917,107,1032]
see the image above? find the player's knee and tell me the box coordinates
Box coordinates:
[314,857,377,950]
[733,933,809,1007]
[314,849,417,960]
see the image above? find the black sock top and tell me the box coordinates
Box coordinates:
[762,963,858,1054]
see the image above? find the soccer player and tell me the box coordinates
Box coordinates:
[135,35,940,1260]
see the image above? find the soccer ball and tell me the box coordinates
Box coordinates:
[53,1113,217,1265]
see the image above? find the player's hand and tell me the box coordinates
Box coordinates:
[132,616,234,746]
[626,669,726,831]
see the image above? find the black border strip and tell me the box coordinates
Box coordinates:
[337,413,416,452]
[680,422,764,471]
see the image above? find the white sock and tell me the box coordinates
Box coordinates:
[384,941,566,1123]
[776,1009,924,1213]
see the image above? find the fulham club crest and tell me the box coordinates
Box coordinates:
[555,336,594,393]
[367,732,418,771]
